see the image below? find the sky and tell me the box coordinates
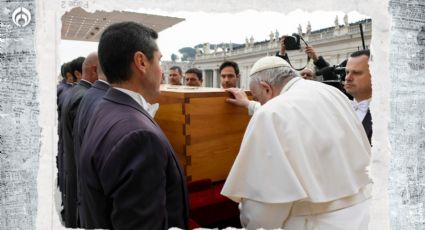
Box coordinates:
[59,9,369,63]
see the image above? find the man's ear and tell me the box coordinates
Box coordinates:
[92,65,97,75]
[237,74,240,79]
[259,81,272,94]
[133,51,148,73]
[74,70,82,80]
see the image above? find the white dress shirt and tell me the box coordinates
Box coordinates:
[351,98,371,121]
[114,87,159,117]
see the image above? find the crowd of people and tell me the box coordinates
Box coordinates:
[57,21,373,229]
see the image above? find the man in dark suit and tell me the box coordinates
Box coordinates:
[60,52,99,227]
[73,63,110,164]
[57,62,74,104]
[73,63,110,224]
[57,62,73,190]
[78,22,188,230]
[69,56,85,82]
[344,50,372,143]
[57,57,85,115]
[57,57,85,194]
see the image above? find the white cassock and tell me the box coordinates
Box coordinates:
[221,77,372,230]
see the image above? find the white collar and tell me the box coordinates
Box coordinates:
[353,98,371,105]
[351,98,371,121]
[114,87,159,117]
[352,98,371,112]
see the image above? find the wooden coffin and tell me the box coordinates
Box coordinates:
[155,85,251,182]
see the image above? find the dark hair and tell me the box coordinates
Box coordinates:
[70,57,85,77]
[219,61,240,75]
[169,66,182,75]
[96,59,104,76]
[350,49,370,58]
[98,22,158,84]
[185,68,203,81]
[60,62,70,79]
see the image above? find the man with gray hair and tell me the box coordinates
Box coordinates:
[299,67,315,80]
[221,56,371,229]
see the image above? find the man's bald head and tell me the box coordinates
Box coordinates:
[300,68,315,80]
[82,52,99,83]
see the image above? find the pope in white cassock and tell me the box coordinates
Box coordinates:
[221,56,372,230]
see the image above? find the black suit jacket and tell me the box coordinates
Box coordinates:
[79,88,188,230]
[362,109,372,144]
[73,80,110,163]
[60,80,92,227]
[57,80,73,109]
[57,81,72,190]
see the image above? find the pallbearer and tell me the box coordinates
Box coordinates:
[78,22,188,229]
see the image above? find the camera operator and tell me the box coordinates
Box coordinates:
[305,46,351,99]
[276,36,292,65]
[305,46,339,81]
[304,47,372,143]
[344,50,372,144]
[305,46,335,78]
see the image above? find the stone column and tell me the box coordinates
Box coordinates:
[201,69,206,87]
[213,69,218,88]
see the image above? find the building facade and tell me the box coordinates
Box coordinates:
[191,18,372,89]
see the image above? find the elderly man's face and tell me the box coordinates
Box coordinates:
[249,80,272,105]
[300,68,314,80]
[344,55,372,101]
